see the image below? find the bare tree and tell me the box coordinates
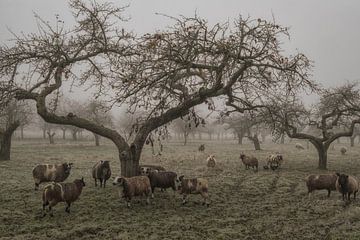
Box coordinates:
[260,83,360,169]
[0,1,311,176]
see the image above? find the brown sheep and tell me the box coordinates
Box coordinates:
[32,163,73,190]
[113,176,151,207]
[42,178,85,217]
[198,144,205,152]
[336,173,359,201]
[240,153,258,171]
[92,160,111,188]
[305,173,338,197]
[138,165,166,176]
[206,155,216,168]
[175,175,210,206]
[147,171,177,198]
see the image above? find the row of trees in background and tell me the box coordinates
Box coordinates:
[0,0,359,173]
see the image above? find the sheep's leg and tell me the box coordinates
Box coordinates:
[151,187,155,198]
[354,191,357,200]
[126,197,131,208]
[200,192,209,207]
[100,179,103,188]
[146,194,150,205]
[94,179,97,187]
[103,180,106,188]
[348,193,351,201]
[182,194,188,205]
[65,202,71,213]
[42,200,49,216]
[327,189,331,197]
[34,182,40,191]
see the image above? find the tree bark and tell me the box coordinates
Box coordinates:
[183,132,188,145]
[309,140,329,170]
[20,125,24,140]
[0,121,20,160]
[72,131,77,141]
[47,131,55,144]
[247,133,261,150]
[62,129,66,140]
[237,132,244,145]
[42,128,46,139]
[280,134,285,144]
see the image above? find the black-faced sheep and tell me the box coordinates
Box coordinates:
[92,160,111,188]
[42,178,85,217]
[336,173,359,201]
[206,155,216,168]
[33,163,73,190]
[340,147,347,155]
[198,144,205,152]
[305,173,338,197]
[175,175,209,206]
[240,153,258,171]
[147,171,177,198]
[113,176,151,207]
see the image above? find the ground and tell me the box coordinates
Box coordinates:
[1,138,360,240]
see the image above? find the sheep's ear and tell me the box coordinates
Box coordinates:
[81,177,84,181]
[100,160,104,164]
[346,175,349,179]
[336,172,340,177]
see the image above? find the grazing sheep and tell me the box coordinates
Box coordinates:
[138,165,166,176]
[42,178,85,217]
[240,153,258,171]
[264,154,284,170]
[295,143,305,150]
[147,171,177,197]
[340,147,347,155]
[92,160,111,188]
[32,163,73,190]
[206,155,216,168]
[175,175,209,206]
[305,173,338,197]
[113,176,151,207]
[336,173,359,201]
[198,144,205,152]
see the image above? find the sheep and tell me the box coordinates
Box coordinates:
[340,147,347,155]
[92,160,111,188]
[239,153,258,171]
[147,171,177,198]
[113,176,151,207]
[32,163,73,190]
[264,153,284,170]
[295,143,305,150]
[138,165,166,176]
[336,173,359,201]
[42,178,85,217]
[198,144,205,152]
[206,155,216,168]
[305,173,338,197]
[175,175,210,206]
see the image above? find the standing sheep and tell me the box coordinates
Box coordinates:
[92,160,111,188]
[42,178,85,217]
[206,155,216,168]
[198,144,205,152]
[175,175,210,206]
[336,173,359,201]
[138,165,166,176]
[264,154,283,170]
[147,171,177,198]
[113,176,151,207]
[305,173,338,197]
[32,163,73,190]
[240,153,258,171]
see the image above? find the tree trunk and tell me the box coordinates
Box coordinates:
[310,140,329,170]
[42,129,46,139]
[247,133,261,150]
[72,131,77,141]
[0,121,20,160]
[237,132,243,145]
[62,129,66,140]
[94,134,100,146]
[280,134,285,144]
[183,132,188,145]
[350,136,355,147]
[47,131,55,144]
[20,125,24,140]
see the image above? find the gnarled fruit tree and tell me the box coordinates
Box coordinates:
[0,0,312,176]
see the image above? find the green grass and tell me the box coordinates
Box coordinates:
[1,138,360,239]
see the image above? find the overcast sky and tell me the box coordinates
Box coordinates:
[1,0,359,89]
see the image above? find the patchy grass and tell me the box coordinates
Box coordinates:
[1,138,360,239]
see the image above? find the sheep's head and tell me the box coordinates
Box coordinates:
[239,153,245,160]
[113,176,125,186]
[337,173,349,193]
[175,175,185,190]
[63,163,73,173]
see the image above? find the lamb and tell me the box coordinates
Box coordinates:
[147,171,177,198]
[32,163,73,190]
[175,175,210,206]
[113,176,151,207]
[305,173,338,197]
[340,147,347,155]
[239,153,258,171]
[336,173,359,201]
[198,144,205,152]
[42,178,85,217]
[206,155,216,168]
[295,143,305,150]
[92,160,111,188]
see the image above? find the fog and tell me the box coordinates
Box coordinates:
[1,0,359,95]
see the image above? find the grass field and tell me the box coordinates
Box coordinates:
[1,138,360,240]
